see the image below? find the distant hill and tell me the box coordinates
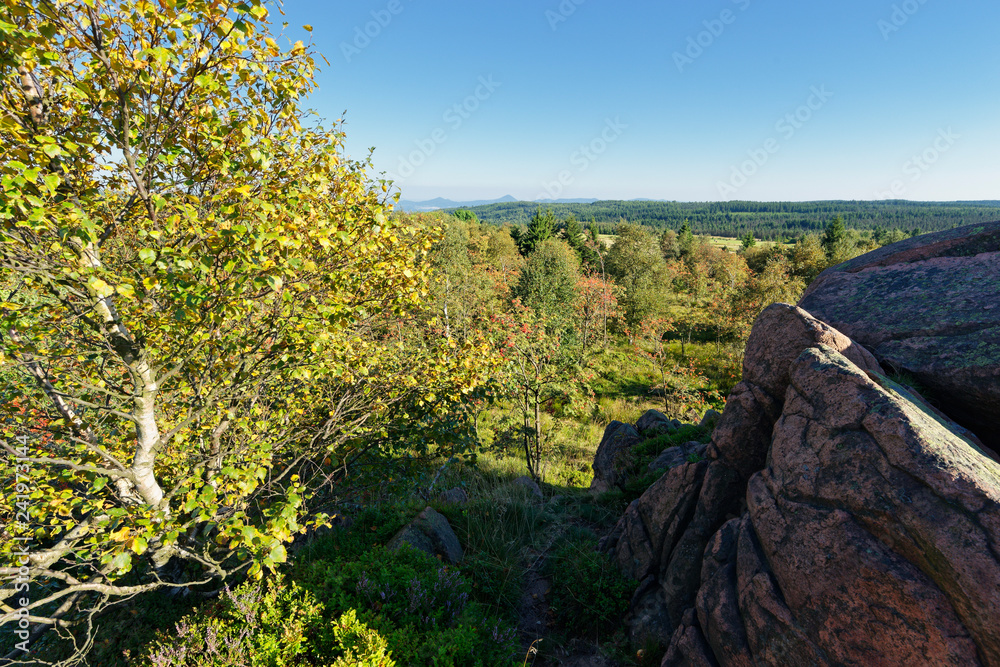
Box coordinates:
[396,195,598,212]
[440,199,1000,240]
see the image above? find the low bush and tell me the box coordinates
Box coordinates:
[142,515,519,666]
[545,529,635,641]
[633,424,710,460]
[295,536,519,666]
[617,424,713,501]
[140,575,324,666]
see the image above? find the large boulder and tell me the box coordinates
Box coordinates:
[602,461,708,584]
[711,303,882,475]
[602,304,886,648]
[743,345,994,665]
[386,506,464,565]
[799,221,1000,452]
[601,460,708,642]
[590,421,643,493]
[658,344,1000,666]
[589,239,1000,666]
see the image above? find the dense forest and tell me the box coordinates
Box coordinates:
[449,199,1000,239]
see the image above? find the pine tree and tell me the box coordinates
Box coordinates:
[563,214,584,250]
[521,207,555,254]
[822,216,846,258]
[678,220,694,258]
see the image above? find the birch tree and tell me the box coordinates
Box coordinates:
[0,0,490,659]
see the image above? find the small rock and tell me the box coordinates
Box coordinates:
[437,487,468,505]
[649,441,708,473]
[636,409,676,435]
[386,506,463,564]
[590,421,643,493]
[513,475,544,501]
[699,409,722,430]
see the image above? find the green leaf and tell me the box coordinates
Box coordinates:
[43,173,60,195]
[109,552,132,573]
[130,536,148,554]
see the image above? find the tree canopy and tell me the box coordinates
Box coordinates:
[0,0,489,657]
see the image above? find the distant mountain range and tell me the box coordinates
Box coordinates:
[395,195,603,212]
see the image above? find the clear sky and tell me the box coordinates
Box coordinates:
[276,0,1000,203]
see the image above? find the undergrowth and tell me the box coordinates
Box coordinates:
[24,339,732,666]
[544,528,635,642]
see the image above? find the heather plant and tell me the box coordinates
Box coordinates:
[292,537,519,667]
[139,541,518,667]
[328,609,396,667]
[141,575,323,666]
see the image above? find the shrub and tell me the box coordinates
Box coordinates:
[141,575,323,666]
[618,424,712,501]
[328,609,396,667]
[545,530,635,640]
[295,543,519,666]
[142,538,518,666]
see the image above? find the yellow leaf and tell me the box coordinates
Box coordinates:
[303,24,313,32]
[87,277,114,298]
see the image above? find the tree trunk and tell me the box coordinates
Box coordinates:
[443,275,451,338]
[523,387,534,479]
[533,388,541,482]
[660,362,668,412]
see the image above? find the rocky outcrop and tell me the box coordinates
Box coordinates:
[603,303,884,647]
[637,409,679,436]
[799,221,1000,452]
[386,506,464,565]
[596,242,1000,666]
[740,345,993,666]
[590,421,643,493]
[649,441,707,473]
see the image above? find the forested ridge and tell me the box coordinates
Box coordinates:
[451,199,1000,239]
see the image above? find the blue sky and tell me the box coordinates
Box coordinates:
[276,0,1000,203]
